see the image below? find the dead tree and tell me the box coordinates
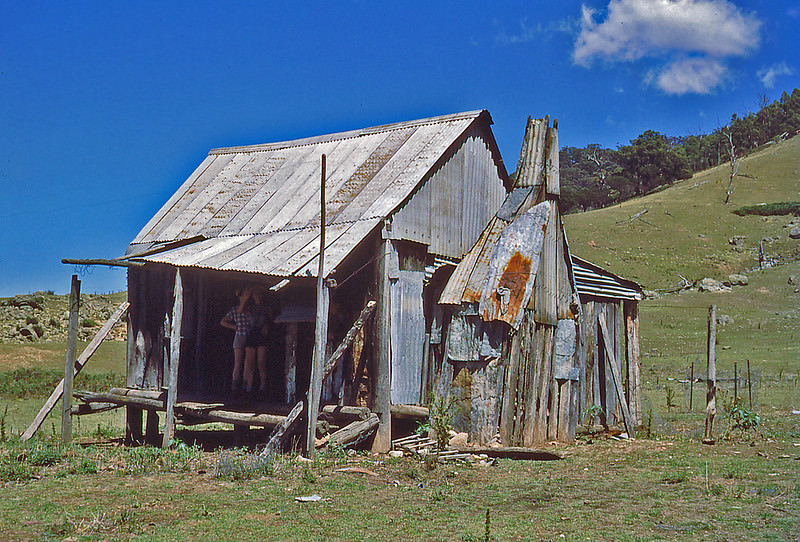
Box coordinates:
[723,128,757,204]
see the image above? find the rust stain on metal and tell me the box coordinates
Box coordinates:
[491,251,531,321]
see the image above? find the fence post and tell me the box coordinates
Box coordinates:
[62,275,80,444]
[703,305,716,444]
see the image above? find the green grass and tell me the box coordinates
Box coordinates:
[0,340,127,374]
[564,135,800,290]
[0,430,796,541]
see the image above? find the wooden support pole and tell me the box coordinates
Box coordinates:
[420,332,431,404]
[285,322,298,404]
[689,362,694,411]
[305,154,328,457]
[61,275,80,444]
[162,268,184,448]
[598,314,634,437]
[372,234,393,453]
[704,304,717,443]
[22,301,129,440]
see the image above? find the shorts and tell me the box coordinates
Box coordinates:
[233,333,248,349]
[245,332,268,348]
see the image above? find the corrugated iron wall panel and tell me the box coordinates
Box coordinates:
[392,126,506,259]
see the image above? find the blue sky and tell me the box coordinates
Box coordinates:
[1,1,798,297]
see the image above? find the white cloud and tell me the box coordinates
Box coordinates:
[574,0,760,64]
[757,62,794,88]
[656,57,727,94]
[494,17,541,44]
[494,16,575,45]
[573,0,761,94]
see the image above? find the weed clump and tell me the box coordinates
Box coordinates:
[121,442,203,474]
[214,449,279,480]
[427,394,455,451]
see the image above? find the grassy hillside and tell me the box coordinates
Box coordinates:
[564,135,800,291]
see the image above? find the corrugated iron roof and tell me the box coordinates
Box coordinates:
[125,110,492,278]
[571,256,642,301]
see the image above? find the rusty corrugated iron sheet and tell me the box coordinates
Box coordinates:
[478,202,550,328]
[125,111,500,278]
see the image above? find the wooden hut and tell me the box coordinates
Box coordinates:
[436,117,642,446]
[82,111,511,451]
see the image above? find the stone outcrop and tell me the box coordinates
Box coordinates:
[0,292,126,343]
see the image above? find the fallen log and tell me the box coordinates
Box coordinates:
[390,404,429,419]
[71,402,121,415]
[320,413,379,449]
[320,405,372,424]
[452,446,562,460]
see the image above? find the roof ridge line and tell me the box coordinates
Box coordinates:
[208,110,484,155]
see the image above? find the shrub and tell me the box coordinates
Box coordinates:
[427,394,455,451]
[732,202,800,217]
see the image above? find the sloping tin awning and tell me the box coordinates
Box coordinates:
[124,111,493,278]
[571,256,643,301]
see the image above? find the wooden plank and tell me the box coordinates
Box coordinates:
[470,357,505,445]
[531,325,554,445]
[582,300,595,418]
[162,269,184,448]
[22,301,129,441]
[61,275,80,444]
[372,235,393,452]
[625,301,642,425]
[545,124,560,196]
[557,380,571,442]
[347,325,370,406]
[262,400,304,456]
[263,329,377,454]
[323,301,376,378]
[532,202,558,325]
[519,316,540,445]
[597,313,634,436]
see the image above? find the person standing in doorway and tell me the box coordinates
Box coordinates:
[220,287,255,396]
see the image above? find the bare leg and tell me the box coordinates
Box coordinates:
[257,346,268,392]
[244,346,257,393]
[231,347,245,392]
